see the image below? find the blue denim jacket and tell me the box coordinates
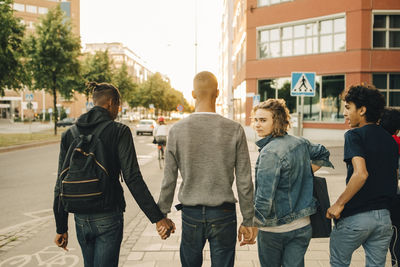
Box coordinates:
[254,134,333,227]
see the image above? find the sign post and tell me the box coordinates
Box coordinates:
[291,72,316,136]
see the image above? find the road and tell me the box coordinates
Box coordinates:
[0,132,164,266]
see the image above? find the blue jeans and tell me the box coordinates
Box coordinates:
[330,209,393,267]
[74,210,123,267]
[257,224,312,267]
[180,204,237,267]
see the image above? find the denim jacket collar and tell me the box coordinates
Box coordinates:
[256,133,287,152]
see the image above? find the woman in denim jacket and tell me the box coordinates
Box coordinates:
[253,99,333,267]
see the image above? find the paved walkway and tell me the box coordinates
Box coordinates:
[119,141,392,267]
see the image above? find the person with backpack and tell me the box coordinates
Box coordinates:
[53,82,174,267]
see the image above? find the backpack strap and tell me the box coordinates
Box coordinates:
[70,125,80,139]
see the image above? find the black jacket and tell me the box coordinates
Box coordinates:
[53,106,164,234]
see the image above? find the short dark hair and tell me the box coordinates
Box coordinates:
[380,108,400,135]
[344,84,385,123]
[87,82,121,106]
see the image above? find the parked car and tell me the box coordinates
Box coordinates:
[56,117,76,127]
[135,119,156,135]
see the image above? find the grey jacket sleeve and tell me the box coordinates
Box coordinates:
[157,129,179,215]
[235,126,255,226]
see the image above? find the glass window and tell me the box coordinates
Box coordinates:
[334,18,346,32]
[320,35,333,52]
[390,74,400,89]
[282,26,293,39]
[373,73,400,107]
[390,15,400,28]
[321,20,333,34]
[26,5,37,13]
[389,32,400,48]
[270,29,280,41]
[373,14,400,48]
[334,33,346,51]
[258,80,275,102]
[294,39,305,55]
[258,15,345,59]
[282,40,293,56]
[294,25,305,38]
[373,74,387,89]
[389,92,400,107]
[374,15,386,28]
[38,7,48,14]
[13,3,24,12]
[320,75,345,122]
[258,0,291,7]
[373,31,386,48]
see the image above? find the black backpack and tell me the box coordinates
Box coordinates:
[59,120,114,213]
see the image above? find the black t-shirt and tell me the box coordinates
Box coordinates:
[342,124,398,218]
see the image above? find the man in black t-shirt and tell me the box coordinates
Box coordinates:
[327,85,398,267]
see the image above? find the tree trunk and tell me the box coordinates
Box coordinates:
[53,87,58,135]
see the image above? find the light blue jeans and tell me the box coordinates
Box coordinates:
[74,210,123,267]
[257,224,312,267]
[330,209,393,267]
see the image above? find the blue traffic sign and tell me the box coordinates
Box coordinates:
[253,94,260,107]
[291,72,316,96]
[176,104,184,112]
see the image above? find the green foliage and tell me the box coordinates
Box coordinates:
[24,5,81,135]
[112,62,138,102]
[0,0,28,96]
[127,72,192,113]
[80,50,113,101]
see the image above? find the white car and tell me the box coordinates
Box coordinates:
[135,119,157,136]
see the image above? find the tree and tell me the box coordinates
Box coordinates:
[25,5,81,135]
[80,50,113,102]
[112,62,138,102]
[0,0,28,96]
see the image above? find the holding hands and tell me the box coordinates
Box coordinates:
[156,217,176,240]
[238,225,258,246]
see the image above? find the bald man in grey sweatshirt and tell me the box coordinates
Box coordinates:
[157,71,256,267]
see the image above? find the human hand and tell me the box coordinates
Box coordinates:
[238,225,258,246]
[326,202,344,220]
[54,232,68,251]
[156,218,176,240]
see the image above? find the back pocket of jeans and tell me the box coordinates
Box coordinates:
[182,219,197,246]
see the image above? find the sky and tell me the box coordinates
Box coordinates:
[80,0,223,101]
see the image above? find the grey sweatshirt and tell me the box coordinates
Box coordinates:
[157,113,254,226]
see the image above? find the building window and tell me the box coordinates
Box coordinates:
[13,3,25,12]
[38,7,48,14]
[26,5,37,14]
[373,73,400,107]
[258,15,346,59]
[258,0,291,7]
[257,75,345,122]
[373,14,400,48]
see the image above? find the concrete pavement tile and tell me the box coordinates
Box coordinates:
[160,243,179,251]
[234,260,256,266]
[253,260,261,267]
[235,250,258,260]
[127,252,144,261]
[122,260,156,267]
[304,251,330,261]
[132,242,162,251]
[308,240,329,251]
[143,251,174,261]
[304,260,324,267]
[155,260,181,267]
[318,260,330,267]
[173,251,180,260]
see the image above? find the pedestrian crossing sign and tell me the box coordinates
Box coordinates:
[291,72,316,96]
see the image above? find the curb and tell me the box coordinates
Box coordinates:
[0,140,60,153]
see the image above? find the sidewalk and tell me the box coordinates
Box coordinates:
[119,140,392,267]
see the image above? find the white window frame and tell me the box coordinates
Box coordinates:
[258,0,292,8]
[373,73,400,107]
[257,13,346,59]
[372,11,400,50]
